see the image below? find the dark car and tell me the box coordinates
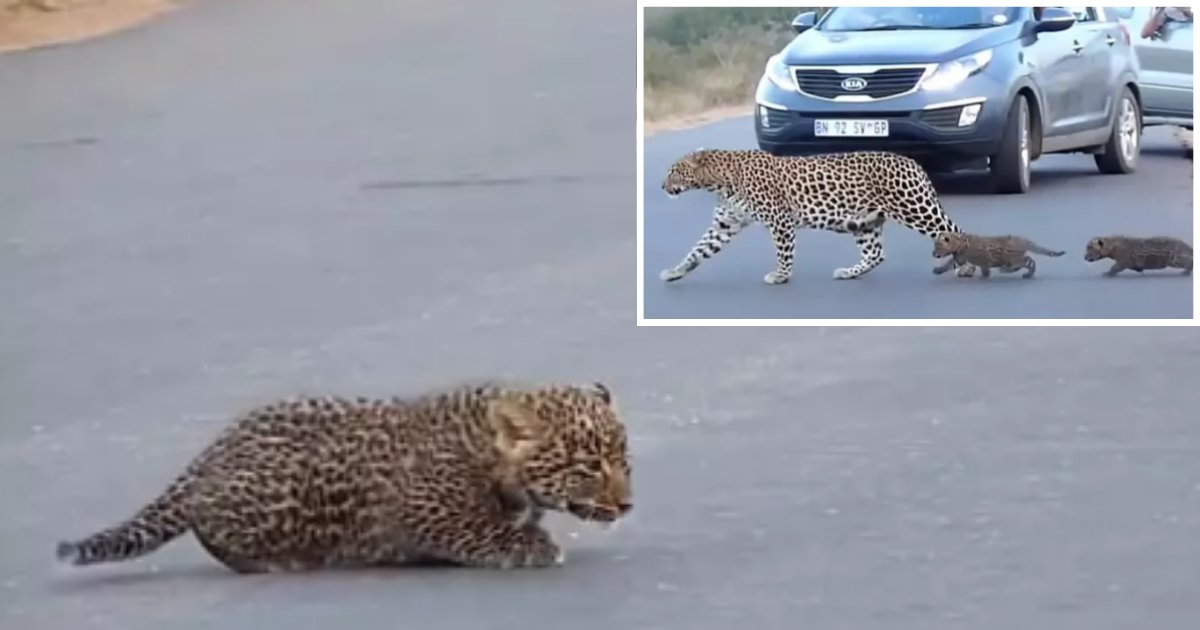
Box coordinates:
[753,7,1142,194]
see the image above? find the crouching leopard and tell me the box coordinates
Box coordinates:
[1084,235,1193,276]
[933,232,1065,279]
[56,381,632,573]
[659,149,976,283]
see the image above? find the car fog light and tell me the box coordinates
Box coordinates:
[958,104,982,127]
[759,106,771,128]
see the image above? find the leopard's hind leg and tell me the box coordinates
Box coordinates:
[833,227,885,280]
[1020,255,1037,279]
[763,212,799,285]
[879,190,977,277]
[188,470,322,574]
[842,207,887,234]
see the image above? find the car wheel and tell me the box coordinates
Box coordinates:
[1094,87,1140,174]
[989,95,1031,194]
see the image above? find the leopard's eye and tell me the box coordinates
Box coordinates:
[571,458,600,475]
[571,474,601,495]
[574,455,603,470]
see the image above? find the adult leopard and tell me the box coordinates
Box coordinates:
[658,149,975,283]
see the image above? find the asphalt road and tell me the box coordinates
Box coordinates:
[3,2,1200,630]
[643,119,1194,319]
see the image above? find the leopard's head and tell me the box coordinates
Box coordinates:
[933,231,967,258]
[489,382,632,523]
[662,149,716,198]
[1084,237,1110,262]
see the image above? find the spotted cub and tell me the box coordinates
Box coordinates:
[56,381,632,573]
[659,149,978,284]
[1084,235,1193,276]
[933,232,1065,279]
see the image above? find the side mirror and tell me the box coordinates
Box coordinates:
[1034,7,1076,33]
[792,11,818,34]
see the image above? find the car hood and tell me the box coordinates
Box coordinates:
[781,28,1011,65]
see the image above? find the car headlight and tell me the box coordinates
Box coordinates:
[922,49,993,91]
[765,53,796,91]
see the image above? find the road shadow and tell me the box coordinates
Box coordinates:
[47,563,234,594]
[931,167,1093,196]
[45,545,619,594]
[1140,145,1191,159]
[361,173,598,191]
[1083,272,1194,281]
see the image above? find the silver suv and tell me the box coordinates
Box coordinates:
[1114,6,1193,129]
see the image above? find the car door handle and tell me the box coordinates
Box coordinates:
[1105,35,1116,46]
[1072,41,1084,53]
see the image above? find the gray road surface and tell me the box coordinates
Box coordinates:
[3,2,1200,630]
[643,118,1194,319]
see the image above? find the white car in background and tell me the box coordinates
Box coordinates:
[1114,6,1193,130]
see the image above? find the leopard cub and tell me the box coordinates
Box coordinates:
[1084,235,1193,276]
[55,381,633,574]
[933,232,1065,279]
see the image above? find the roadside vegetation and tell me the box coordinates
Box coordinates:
[643,7,825,129]
[1,0,176,53]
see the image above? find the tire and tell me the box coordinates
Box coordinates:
[1094,87,1140,174]
[989,95,1032,194]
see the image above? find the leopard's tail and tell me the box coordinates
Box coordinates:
[56,472,194,566]
[1027,242,1066,257]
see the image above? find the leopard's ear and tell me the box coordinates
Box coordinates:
[591,381,612,405]
[684,147,709,167]
[487,396,546,461]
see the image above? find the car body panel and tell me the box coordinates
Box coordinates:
[1113,6,1193,125]
[754,6,1139,164]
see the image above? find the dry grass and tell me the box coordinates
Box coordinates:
[0,0,177,53]
[643,8,815,135]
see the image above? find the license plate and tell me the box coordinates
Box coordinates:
[814,119,889,137]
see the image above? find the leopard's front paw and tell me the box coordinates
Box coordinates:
[763,271,791,285]
[955,264,977,278]
[516,528,561,566]
[660,267,688,282]
[832,267,861,280]
[494,527,562,569]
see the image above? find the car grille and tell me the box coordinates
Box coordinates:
[794,67,927,100]
[918,106,963,130]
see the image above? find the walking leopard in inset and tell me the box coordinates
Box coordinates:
[658,149,977,284]
[1084,235,1193,276]
[932,232,1065,279]
[55,381,632,573]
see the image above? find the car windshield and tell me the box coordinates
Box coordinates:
[820,7,1021,32]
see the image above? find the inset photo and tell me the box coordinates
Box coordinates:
[638,5,1195,323]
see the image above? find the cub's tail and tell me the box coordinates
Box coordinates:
[1028,242,1066,257]
[56,474,194,566]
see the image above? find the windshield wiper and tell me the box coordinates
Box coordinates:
[843,23,1000,32]
[851,24,941,31]
[940,23,1002,29]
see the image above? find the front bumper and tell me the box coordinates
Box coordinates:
[753,75,1007,160]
